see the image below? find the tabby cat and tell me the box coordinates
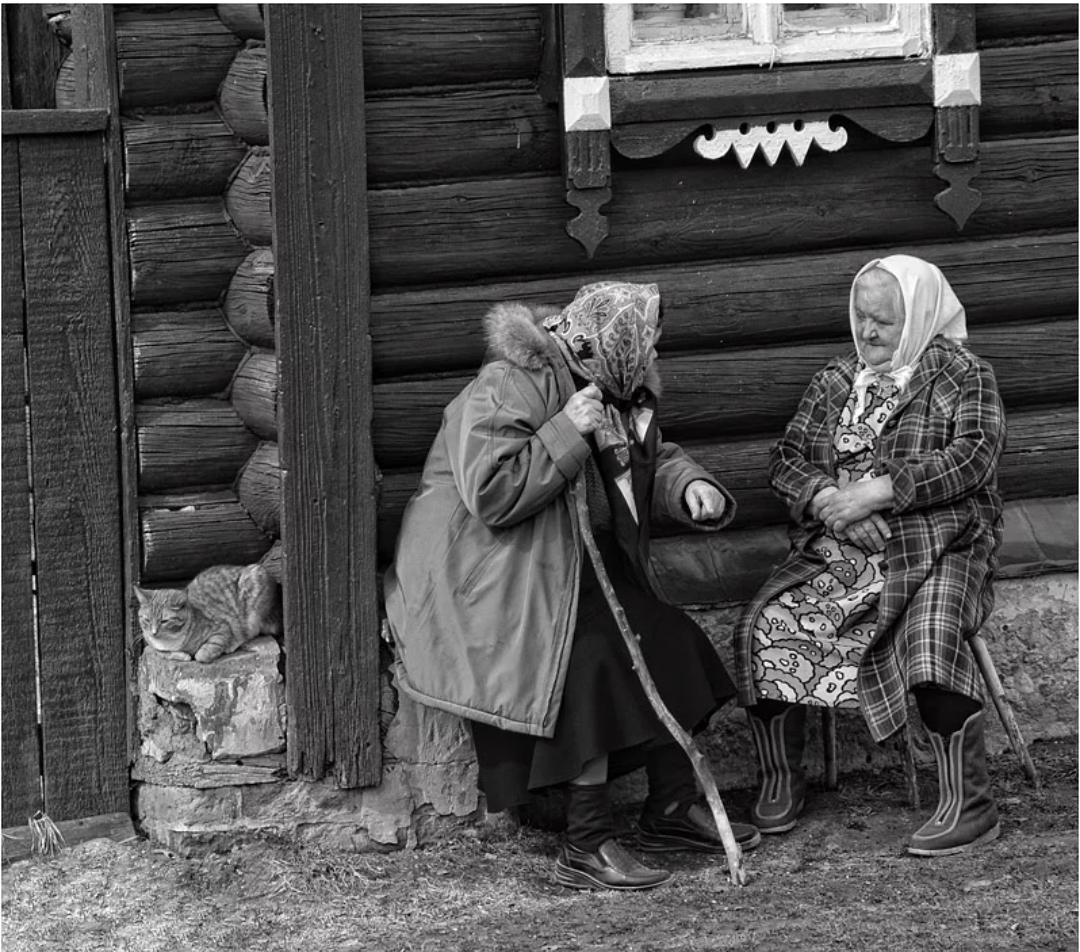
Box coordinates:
[134,564,282,662]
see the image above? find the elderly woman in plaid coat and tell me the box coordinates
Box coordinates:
[734,254,1006,856]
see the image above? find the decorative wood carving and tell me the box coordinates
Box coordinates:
[695,115,848,168]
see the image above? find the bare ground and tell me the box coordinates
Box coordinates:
[2,738,1076,952]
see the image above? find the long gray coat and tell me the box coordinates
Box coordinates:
[385,302,734,738]
[735,337,1006,741]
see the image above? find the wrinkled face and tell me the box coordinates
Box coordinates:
[853,278,905,372]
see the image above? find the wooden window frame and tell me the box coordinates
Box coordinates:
[556,4,981,258]
[606,3,931,73]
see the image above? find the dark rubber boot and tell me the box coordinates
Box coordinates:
[747,702,808,834]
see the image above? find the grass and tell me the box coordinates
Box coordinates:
[2,739,1076,952]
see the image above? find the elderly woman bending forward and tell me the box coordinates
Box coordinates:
[385,282,759,892]
[735,255,1006,856]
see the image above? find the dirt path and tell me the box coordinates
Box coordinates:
[3,739,1075,952]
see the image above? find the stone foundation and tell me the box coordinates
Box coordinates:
[134,572,1077,854]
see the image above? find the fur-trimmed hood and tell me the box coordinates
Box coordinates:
[482,301,662,396]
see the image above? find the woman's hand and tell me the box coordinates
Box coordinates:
[817,476,894,533]
[564,383,603,435]
[685,480,726,522]
[808,486,839,521]
[841,513,892,553]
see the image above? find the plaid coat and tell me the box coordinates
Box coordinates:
[735,337,1006,741]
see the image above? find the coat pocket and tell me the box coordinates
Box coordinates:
[456,535,508,598]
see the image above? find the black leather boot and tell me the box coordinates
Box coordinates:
[554,783,672,891]
[908,708,1000,856]
[747,701,808,834]
[637,743,761,853]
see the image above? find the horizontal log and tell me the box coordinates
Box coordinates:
[140,490,271,581]
[137,398,259,492]
[981,41,1078,139]
[132,757,284,788]
[123,113,247,202]
[217,4,265,42]
[366,85,560,185]
[224,147,271,245]
[610,59,934,125]
[976,4,1079,43]
[237,440,280,536]
[367,136,1078,288]
[1,812,135,864]
[361,4,542,91]
[224,248,275,347]
[259,538,282,583]
[128,199,249,306]
[230,349,277,439]
[219,43,268,146]
[371,232,1078,377]
[114,8,242,108]
[372,318,1078,468]
[376,405,1079,560]
[133,309,246,398]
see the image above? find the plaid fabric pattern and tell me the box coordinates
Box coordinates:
[735,338,1006,741]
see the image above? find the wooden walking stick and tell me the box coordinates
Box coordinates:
[572,486,749,887]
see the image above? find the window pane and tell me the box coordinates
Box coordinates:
[781,3,893,32]
[632,3,747,40]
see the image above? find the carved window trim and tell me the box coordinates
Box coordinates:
[555,4,981,258]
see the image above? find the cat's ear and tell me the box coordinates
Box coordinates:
[133,586,151,608]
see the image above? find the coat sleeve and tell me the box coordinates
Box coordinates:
[651,431,737,531]
[770,369,840,524]
[445,362,590,528]
[883,358,1006,513]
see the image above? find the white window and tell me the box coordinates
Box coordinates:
[605,3,931,74]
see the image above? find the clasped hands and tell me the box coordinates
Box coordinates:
[810,477,894,553]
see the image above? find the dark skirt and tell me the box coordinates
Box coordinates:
[471,541,735,812]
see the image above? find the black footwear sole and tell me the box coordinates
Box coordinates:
[636,827,762,854]
[553,859,672,891]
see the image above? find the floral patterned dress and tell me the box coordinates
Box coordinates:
[751,378,900,708]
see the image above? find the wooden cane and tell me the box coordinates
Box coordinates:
[572,487,749,887]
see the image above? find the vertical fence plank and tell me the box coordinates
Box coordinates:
[1,135,42,828]
[19,131,127,821]
[267,5,381,787]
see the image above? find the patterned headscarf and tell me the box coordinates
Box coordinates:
[545,282,662,525]
[543,281,661,401]
[849,255,968,416]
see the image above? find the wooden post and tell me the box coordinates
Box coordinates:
[267,5,380,787]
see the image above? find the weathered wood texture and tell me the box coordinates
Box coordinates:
[268,4,380,788]
[225,248,275,347]
[1,136,41,828]
[1,106,107,134]
[133,310,246,398]
[976,4,1079,43]
[219,42,268,145]
[371,318,1078,470]
[237,440,281,536]
[1,812,135,863]
[230,348,277,439]
[140,490,271,581]
[137,399,259,492]
[365,85,560,185]
[217,4,265,42]
[361,4,541,91]
[371,233,1078,377]
[366,137,1077,288]
[224,146,271,244]
[113,8,240,107]
[18,131,127,822]
[128,199,249,306]
[980,41,1078,139]
[376,405,1079,559]
[123,113,247,202]
[4,3,65,108]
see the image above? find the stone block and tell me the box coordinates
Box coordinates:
[139,635,286,762]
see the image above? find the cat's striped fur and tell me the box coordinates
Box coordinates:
[134,564,282,662]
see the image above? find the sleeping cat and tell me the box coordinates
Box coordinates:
[134,564,282,662]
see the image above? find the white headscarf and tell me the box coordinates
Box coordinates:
[849,254,968,415]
